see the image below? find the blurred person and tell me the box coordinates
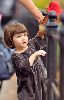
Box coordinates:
[4,22,47,100]
[0,0,16,26]
[46,0,63,34]
[57,12,64,33]
[14,1,48,38]
[0,0,45,26]
[0,14,14,83]
[18,0,45,24]
[47,0,63,16]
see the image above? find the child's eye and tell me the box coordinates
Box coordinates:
[17,35,21,38]
[24,34,27,36]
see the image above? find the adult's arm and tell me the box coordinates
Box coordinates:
[18,0,44,24]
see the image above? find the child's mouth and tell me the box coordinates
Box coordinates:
[23,42,26,44]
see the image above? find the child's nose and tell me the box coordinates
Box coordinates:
[22,36,25,40]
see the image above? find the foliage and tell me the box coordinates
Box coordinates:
[33,0,64,9]
[33,0,51,9]
[60,0,64,8]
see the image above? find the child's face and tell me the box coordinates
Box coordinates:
[13,32,28,49]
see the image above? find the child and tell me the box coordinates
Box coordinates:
[4,23,47,100]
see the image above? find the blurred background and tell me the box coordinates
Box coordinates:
[0,0,64,100]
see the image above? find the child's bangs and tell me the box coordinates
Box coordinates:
[11,29,28,37]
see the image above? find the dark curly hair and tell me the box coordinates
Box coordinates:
[4,23,28,49]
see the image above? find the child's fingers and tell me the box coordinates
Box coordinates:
[38,50,46,55]
[37,50,46,56]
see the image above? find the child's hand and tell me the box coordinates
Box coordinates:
[35,50,46,56]
[37,25,46,38]
[29,50,46,66]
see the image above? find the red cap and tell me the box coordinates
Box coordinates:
[47,0,63,16]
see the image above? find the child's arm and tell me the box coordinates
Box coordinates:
[29,25,46,50]
[18,0,44,24]
[12,50,46,70]
[29,50,46,66]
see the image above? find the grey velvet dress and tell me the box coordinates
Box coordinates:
[12,36,47,100]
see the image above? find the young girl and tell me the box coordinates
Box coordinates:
[4,23,47,100]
